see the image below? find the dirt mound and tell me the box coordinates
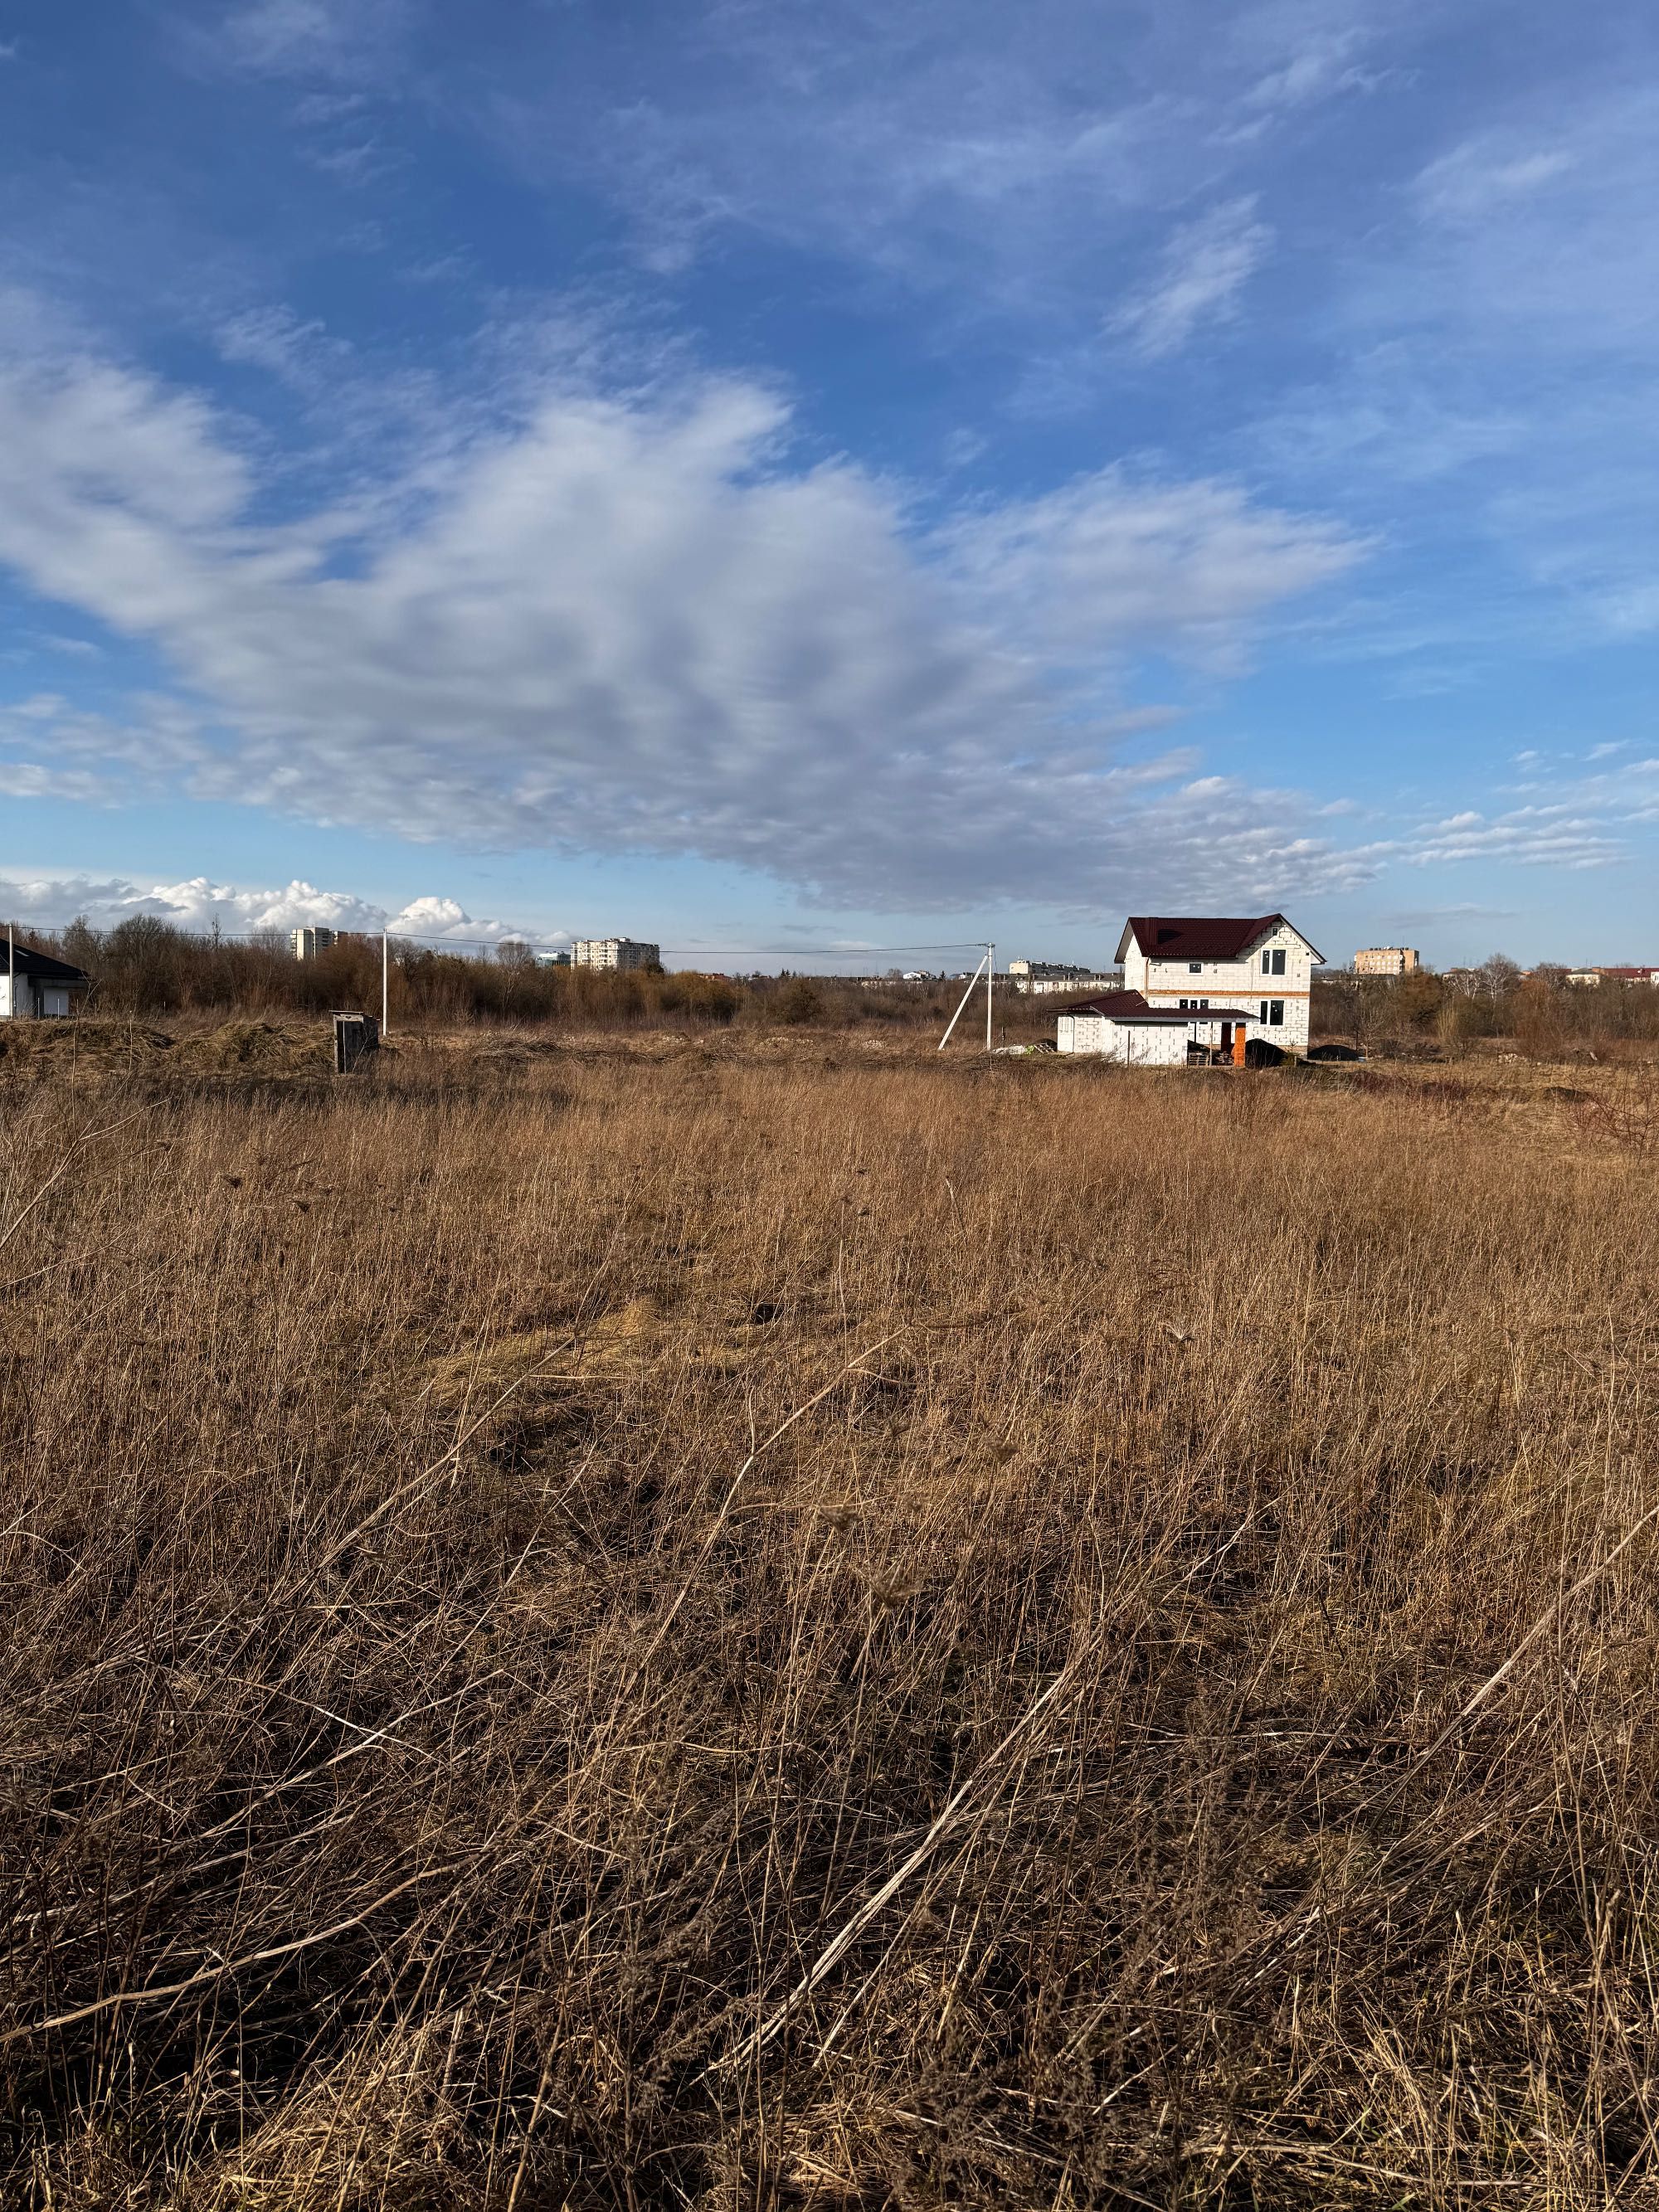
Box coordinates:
[172,1020,332,1074]
[0,1019,174,1072]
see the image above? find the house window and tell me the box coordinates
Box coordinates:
[1259,947,1286,975]
[1189,960,1203,973]
[1199,998,1209,1009]
[1258,999,1285,1026]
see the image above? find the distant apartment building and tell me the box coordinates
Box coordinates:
[1008,960,1121,994]
[1014,970,1124,996]
[536,949,573,967]
[1008,959,1093,980]
[573,937,660,972]
[1353,946,1421,977]
[290,926,338,960]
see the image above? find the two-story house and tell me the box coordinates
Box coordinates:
[1117,914,1322,1054]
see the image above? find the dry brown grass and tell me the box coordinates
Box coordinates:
[3,1043,1659,2209]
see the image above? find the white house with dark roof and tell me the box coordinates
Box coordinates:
[1,941,89,1019]
[1057,915,1323,1062]
[1119,914,1322,1053]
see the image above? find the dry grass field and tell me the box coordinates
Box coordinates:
[3,1036,1659,2209]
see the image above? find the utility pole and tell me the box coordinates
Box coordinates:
[6,921,12,1021]
[937,945,995,1053]
[382,931,389,1037]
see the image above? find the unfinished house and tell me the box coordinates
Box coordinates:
[1057,915,1324,1062]
[1119,914,1321,1054]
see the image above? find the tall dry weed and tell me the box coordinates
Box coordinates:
[1,1053,1657,2207]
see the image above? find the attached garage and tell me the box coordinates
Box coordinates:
[1056,989,1258,1066]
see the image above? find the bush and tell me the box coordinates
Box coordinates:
[775,977,825,1024]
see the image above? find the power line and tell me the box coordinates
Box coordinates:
[659,942,983,957]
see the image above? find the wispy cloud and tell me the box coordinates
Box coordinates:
[1402,808,1624,869]
[1413,139,1577,224]
[1387,755,1659,872]
[216,304,341,388]
[1248,76,1659,663]
[1110,197,1272,358]
[202,0,412,81]
[474,0,1385,326]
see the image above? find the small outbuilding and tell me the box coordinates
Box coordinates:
[1,942,90,1019]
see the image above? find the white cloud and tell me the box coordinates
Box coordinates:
[1403,809,1624,869]
[1231,0,1408,124]
[473,0,1405,327]
[938,464,1355,670]
[1414,141,1577,224]
[0,325,1371,912]
[1241,46,1385,114]
[1110,197,1273,358]
[1252,81,1659,650]
[1391,754,1659,871]
[204,0,411,80]
[0,872,542,944]
[216,305,341,389]
[0,766,115,805]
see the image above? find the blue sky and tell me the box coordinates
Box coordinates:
[2,0,1657,968]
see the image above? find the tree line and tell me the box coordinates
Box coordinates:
[1314,957,1659,1055]
[16,916,1658,1052]
[11,916,1044,1033]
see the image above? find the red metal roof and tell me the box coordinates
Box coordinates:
[1058,989,1255,1024]
[1117,915,1326,963]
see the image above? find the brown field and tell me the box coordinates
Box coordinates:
[3,1038,1659,2209]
